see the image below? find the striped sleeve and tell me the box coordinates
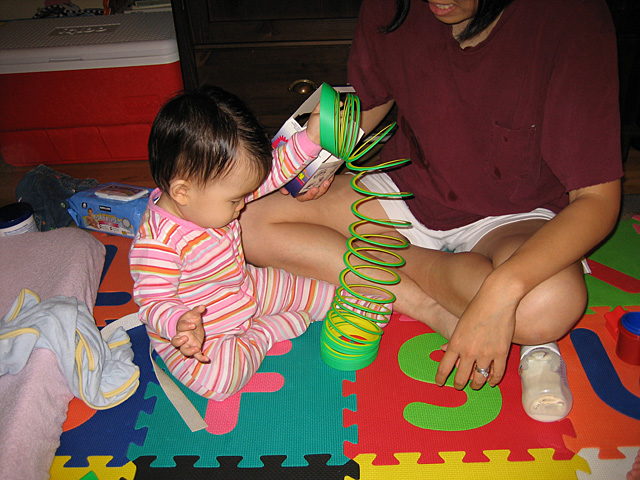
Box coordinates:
[130,236,189,340]
[247,129,321,201]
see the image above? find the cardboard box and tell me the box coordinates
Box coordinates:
[0,12,183,166]
[276,86,363,197]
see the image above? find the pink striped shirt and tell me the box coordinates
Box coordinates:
[130,130,320,346]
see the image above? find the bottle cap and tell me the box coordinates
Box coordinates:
[620,312,640,336]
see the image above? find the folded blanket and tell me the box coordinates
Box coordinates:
[0,289,139,409]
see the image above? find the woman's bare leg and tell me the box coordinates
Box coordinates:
[240,175,460,331]
[470,220,587,344]
[240,175,586,344]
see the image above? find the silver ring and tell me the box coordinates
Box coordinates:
[475,366,490,378]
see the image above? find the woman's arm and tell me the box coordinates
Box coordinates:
[361,100,395,135]
[436,178,621,389]
[488,179,620,305]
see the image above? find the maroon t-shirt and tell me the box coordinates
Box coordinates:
[348,0,623,230]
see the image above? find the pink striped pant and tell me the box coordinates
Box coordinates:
[158,265,336,401]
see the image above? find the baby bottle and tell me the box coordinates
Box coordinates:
[519,344,573,422]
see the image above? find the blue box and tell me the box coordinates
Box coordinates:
[67,182,152,237]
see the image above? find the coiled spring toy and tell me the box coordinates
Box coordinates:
[317,83,412,371]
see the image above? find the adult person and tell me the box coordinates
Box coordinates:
[240,0,623,421]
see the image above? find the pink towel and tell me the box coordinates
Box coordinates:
[0,227,106,480]
[0,349,73,480]
[0,227,105,313]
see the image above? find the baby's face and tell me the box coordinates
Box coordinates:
[183,162,262,230]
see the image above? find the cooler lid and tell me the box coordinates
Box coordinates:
[0,12,179,73]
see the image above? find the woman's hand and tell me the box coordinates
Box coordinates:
[435,278,518,390]
[279,176,334,201]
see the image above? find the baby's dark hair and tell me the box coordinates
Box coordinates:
[148,85,272,192]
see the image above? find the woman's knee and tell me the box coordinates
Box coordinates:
[240,193,281,232]
[515,264,587,344]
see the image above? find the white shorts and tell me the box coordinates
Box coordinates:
[359,171,554,253]
[358,172,591,273]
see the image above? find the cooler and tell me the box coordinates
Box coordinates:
[0,12,183,166]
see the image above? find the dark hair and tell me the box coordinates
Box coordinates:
[383,0,515,42]
[148,85,272,192]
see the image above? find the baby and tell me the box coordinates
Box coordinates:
[129,85,337,400]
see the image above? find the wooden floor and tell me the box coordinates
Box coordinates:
[1,147,640,208]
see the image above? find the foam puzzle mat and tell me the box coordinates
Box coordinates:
[51,217,640,479]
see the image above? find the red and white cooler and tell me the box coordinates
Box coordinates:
[0,12,183,166]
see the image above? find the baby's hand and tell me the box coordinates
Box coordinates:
[306,103,321,145]
[171,305,210,363]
